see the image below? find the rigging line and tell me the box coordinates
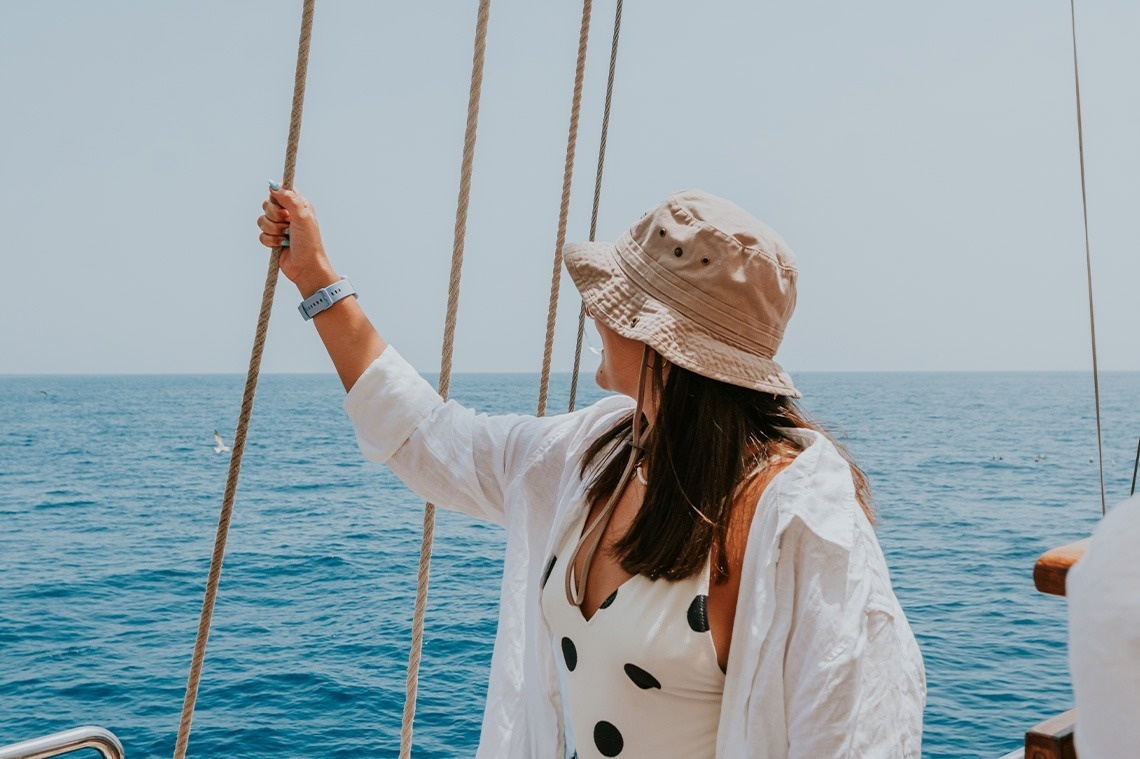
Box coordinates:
[1130,436,1139,497]
[172,1,317,757]
[1068,0,1107,516]
[538,0,595,417]
[569,0,625,413]
[400,0,491,756]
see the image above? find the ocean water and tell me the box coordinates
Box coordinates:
[2,371,1138,758]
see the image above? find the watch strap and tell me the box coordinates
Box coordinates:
[298,278,357,321]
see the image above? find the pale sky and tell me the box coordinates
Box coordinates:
[3,1,1138,374]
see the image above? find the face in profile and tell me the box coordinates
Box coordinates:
[592,317,649,398]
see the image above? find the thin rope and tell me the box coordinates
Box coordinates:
[537,0,594,417]
[1130,435,1139,497]
[568,301,588,413]
[569,0,624,412]
[400,1,491,755]
[1068,0,1106,516]
[172,2,316,757]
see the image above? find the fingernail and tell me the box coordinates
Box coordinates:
[280,238,290,247]
[283,227,290,236]
[268,180,281,191]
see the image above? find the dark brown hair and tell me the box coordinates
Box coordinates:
[580,358,872,584]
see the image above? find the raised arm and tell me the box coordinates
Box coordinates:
[257,186,386,391]
[256,187,628,526]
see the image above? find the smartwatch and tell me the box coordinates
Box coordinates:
[298,278,357,321]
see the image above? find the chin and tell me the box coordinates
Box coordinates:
[595,366,611,393]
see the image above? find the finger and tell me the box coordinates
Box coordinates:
[270,188,312,218]
[262,198,290,223]
[257,215,289,236]
[258,232,289,249]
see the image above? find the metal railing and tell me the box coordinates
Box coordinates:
[0,726,123,759]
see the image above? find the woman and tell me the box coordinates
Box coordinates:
[257,187,925,758]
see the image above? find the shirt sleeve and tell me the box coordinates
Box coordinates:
[343,346,598,525]
[781,519,925,758]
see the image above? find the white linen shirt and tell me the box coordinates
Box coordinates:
[344,347,926,758]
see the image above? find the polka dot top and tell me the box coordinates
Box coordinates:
[540,508,726,758]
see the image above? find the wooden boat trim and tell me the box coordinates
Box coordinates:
[1024,708,1077,759]
[1033,538,1090,597]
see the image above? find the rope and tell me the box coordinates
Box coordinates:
[537,0,594,417]
[1131,435,1139,497]
[172,2,317,756]
[1068,0,1107,516]
[568,0,624,412]
[400,0,492,755]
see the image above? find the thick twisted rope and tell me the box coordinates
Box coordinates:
[1068,0,1106,515]
[400,1,492,755]
[537,0,594,417]
[172,2,317,757]
[568,0,624,412]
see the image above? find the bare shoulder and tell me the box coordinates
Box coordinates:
[708,450,801,670]
[725,449,798,572]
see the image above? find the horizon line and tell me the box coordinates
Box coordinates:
[4,368,1139,378]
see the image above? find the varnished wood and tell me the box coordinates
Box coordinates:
[1024,708,1077,759]
[1033,539,1090,597]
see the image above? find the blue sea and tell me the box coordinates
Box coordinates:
[2,371,1138,758]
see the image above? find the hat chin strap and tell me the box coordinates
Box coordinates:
[565,344,651,608]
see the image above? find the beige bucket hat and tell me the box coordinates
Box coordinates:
[564,189,800,397]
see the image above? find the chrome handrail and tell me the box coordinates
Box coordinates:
[0,726,124,759]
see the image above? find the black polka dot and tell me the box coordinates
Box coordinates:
[623,663,661,690]
[594,720,624,756]
[687,594,710,633]
[561,637,578,671]
[541,555,557,589]
[599,588,618,609]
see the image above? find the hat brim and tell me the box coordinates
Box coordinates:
[564,240,800,398]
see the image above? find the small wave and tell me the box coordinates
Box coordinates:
[271,481,326,492]
[34,499,98,510]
